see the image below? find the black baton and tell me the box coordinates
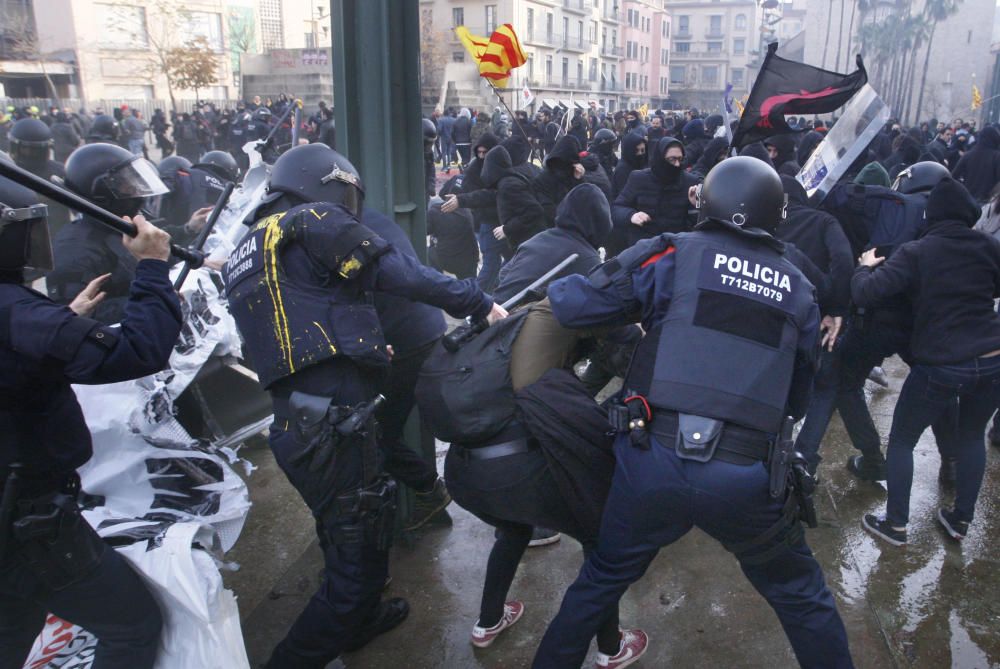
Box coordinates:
[173,181,236,291]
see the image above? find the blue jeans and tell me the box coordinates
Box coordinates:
[128,138,144,156]
[533,435,853,668]
[476,223,507,293]
[885,355,1000,526]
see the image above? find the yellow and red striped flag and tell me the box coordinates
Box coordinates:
[972,83,983,111]
[455,24,527,89]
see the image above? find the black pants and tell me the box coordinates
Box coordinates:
[428,246,479,281]
[0,540,162,668]
[444,447,622,655]
[378,340,440,493]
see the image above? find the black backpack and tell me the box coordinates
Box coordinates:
[416,309,529,445]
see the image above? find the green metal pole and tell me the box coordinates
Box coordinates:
[330,0,435,533]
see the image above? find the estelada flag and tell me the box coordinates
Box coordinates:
[455,24,527,89]
[731,42,867,149]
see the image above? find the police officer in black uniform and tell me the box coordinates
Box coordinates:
[47,143,169,324]
[223,143,505,669]
[157,150,237,246]
[85,114,121,145]
[7,118,71,238]
[532,157,853,668]
[0,175,182,668]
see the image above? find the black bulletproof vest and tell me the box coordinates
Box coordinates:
[625,229,817,433]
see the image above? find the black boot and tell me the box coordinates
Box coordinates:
[343,597,410,652]
[846,454,887,482]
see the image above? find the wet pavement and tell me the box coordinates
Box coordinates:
[227,357,1000,668]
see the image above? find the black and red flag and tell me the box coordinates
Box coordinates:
[731,42,867,150]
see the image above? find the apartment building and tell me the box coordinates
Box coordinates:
[663,0,760,112]
[621,0,671,109]
[421,0,668,113]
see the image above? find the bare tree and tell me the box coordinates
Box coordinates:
[0,7,59,99]
[419,10,452,104]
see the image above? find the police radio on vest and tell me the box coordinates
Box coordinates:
[713,253,792,291]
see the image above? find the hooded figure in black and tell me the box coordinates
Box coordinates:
[739,142,776,169]
[691,137,730,179]
[579,151,614,205]
[428,175,479,279]
[612,136,698,248]
[612,131,647,198]
[882,134,922,181]
[764,133,799,173]
[482,144,546,249]
[453,132,502,234]
[681,118,708,168]
[501,135,541,180]
[797,130,824,167]
[951,126,1000,202]
[493,183,611,304]
[532,135,583,227]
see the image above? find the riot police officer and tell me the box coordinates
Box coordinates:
[223,143,505,668]
[47,143,169,324]
[0,175,182,668]
[157,150,236,246]
[7,117,72,240]
[532,157,853,668]
[85,114,121,144]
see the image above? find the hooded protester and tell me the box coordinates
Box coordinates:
[611,131,647,197]
[50,112,81,163]
[691,137,730,179]
[454,107,473,166]
[797,130,824,166]
[624,109,642,134]
[569,111,589,147]
[578,151,614,204]
[854,161,891,188]
[482,145,546,249]
[704,114,725,138]
[501,135,541,180]
[738,141,775,169]
[764,133,799,173]
[951,126,1000,202]
[612,136,698,247]
[588,128,619,178]
[428,175,479,280]
[882,134,922,181]
[532,135,583,227]
[681,118,708,168]
[851,178,1000,545]
[494,183,611,304]
[947,129,970,167]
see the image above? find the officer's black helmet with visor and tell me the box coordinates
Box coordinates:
[0,174,53,273]
[65,143,168,217]
[891,160,950,194]
[262,143,365,218]
[9,118,53,167]
[695,156,787,234]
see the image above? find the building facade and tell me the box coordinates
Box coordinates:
[420,0,669,114]
[662,0,760,113]
[621,0,671,109]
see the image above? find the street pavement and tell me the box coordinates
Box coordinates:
[226,355,1000,668]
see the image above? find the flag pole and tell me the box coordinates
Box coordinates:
[487,80,528,138]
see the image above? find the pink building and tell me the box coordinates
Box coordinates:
[620,0,670,109]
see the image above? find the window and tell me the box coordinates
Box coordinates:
[97,3,148,48]
[735,14,747,30]
[709,15,722,35]
[527,8,534,40]
[578,20,584,44]
[702,65,718,85]
[563,16,569,44]
[181,11,223,51]
[547,13,554,41]
[452,51,465,62]
[732,68,744,86]
[546,55,553,78]
[589,57,598,81]
[678,15,689,34]
[577,60,583,84]
[662,20,668,38]
[452,7,464,28]
[670,65,685,84]
[590,20,598,43]
[626,40,637,59]
[675,42,690,53]
[627,8,638,27]
[660,76,668,94]
[562,57,569,84]
[708,41,722,53]
[305,32,315,48]
[485,5,497,34]
[733,38,745,55]
[661,48,669,65]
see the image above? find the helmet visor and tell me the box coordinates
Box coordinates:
[103,156,169,199]
[0,203,53,272]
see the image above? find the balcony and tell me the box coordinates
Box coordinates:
[600,44,622,58]
[562,34,592,52]
[525,31,561,48]
[673,29,691,40]
[671,48,728,60]
[563,0,590,15]
[541,76,595,92]
[600,81,620,92]
[602,6,623,22]
[705,29,725,38]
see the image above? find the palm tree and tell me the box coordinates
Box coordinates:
[845,0,859,72]
[915,0,962,122]
[821,0,834,69]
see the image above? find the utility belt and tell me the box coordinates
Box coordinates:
[850,305,910,331]
[451,423,538,462]
[609,398,818,565]
[0,467,105,590]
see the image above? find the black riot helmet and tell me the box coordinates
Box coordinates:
[892,160,951,194]
[195,150,239,182]
[589,128,619,153]
[158,154,192,179]
[9,118,53,169]
[65,143,169,217]
[253,107,272,124]
[423,118,438,145]
[696,156,786,234]
[0,174,53,273]
[264,143,364,217]
[86,114,120,143]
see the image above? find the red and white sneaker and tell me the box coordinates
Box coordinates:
[471,601,524,648]
[596,629,649,668]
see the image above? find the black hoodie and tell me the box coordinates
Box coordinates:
[532,135,582,227]
[494,183,611,304]
[612,136,698,247]
[852,178,1000,364]
[456,133,501,230]
[482,145,546,248]
[764,133,799,173]
[951,126,1000,202]
[796,131,823,166]
[612,130,647,197]
[501,135,542,180]
[691,137,730,179]
[776,176,854,316]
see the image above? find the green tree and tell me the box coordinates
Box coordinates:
[167,36,219,103]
